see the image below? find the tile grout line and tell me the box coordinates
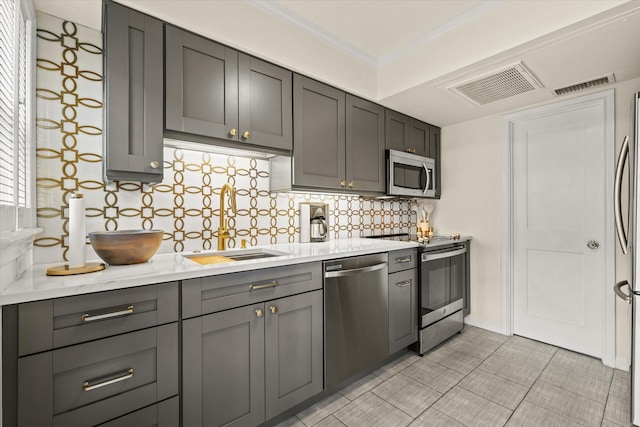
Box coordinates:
[402,328,513,426]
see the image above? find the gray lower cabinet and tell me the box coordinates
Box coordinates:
[17,324,178,427]
[103,0,164,184]
[165,26,292,152]
[182,290,323,427]
[3,282,180,427]
[388,249,418,354]
[99,396,179,427]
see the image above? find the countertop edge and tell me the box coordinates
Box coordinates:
[2,237,463,305]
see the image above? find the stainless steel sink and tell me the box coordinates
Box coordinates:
[184,249,290,265]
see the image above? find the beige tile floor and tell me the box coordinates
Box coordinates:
[278,326,631,427]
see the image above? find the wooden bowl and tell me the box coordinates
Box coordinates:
[89,230,164,265]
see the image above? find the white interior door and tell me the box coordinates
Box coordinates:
[512,99,608,358]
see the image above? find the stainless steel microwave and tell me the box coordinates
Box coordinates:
[387,149,436,198]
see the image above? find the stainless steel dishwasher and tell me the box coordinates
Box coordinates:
[324,253,388,390]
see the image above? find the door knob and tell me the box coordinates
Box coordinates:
[229,128,238,137]
[587,240,600,249]
[242,131,251,139]
[269,305,278,314]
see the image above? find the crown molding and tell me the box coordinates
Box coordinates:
[247,0,507,68]
[247,0,378,67]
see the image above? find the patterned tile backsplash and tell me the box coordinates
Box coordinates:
[33,12,416,264]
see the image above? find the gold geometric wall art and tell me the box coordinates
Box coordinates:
[33,13,416,264]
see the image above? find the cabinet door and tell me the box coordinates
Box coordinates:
[265,290,323,419]
[238,54,292,151]
[104,1,163,183]
[385,109,411,153]
[293,74,346,190]
[345,95,385,194]
[429,125,442,198]
[17,324,178,427]
[183,305,265,427]
[410,119,430,158]
[99,396,179,427]
[165,26,238,141]
[389,269,418,354]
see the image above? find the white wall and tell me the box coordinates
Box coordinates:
[434,77,640,365]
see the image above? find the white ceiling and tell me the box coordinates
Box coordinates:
[34,0,640,127]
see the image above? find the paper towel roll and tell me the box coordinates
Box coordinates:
[68,193,86,268]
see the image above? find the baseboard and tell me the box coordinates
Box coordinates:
[463,315,505,335]
[615,356,630,371]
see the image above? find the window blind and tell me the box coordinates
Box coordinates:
[0,0,30,209]
[0,0,15,206]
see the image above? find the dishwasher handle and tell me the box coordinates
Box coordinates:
[324,262,387,278]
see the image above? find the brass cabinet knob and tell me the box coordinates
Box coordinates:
[229,128,238,137]
[348,181,354,188]
[255,308,264,318]
[340,180,346,187]
[269,305,278,314]
[242,131,251,139]
[405,148,412,153]
[150,161,160,169]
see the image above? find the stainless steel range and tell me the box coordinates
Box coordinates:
[367,233,469,355]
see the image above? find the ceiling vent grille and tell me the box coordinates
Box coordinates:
[448,62,542,107]
[552,74,615,96]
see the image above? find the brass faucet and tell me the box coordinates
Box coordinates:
[217,183,237,251]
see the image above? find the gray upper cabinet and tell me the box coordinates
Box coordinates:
[293,75,346,190]
[430,125,442,198]
[165,26,292,152]
[165,26,238,141]
[291,75,384,194]
[238,54,292,151]
[385,109,429,158]
[103,0,164,183]
[346,94,385,193]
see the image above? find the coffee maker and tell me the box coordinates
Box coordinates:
[299,203,329,243]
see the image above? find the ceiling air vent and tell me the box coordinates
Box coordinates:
[448,62,542,107]
[552,73,615,96]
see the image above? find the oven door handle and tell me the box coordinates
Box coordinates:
[422,163,431,196]
[422,247,466,262]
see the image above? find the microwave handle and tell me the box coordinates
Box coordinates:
[422,163,431,196]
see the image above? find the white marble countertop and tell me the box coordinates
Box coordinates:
[1,238,424,306]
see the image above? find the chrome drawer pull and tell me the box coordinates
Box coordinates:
[82,368,134,392]
[395,280,411,288]
[249,280,279,291]
[396,257,412,263]
[81,306,134,322]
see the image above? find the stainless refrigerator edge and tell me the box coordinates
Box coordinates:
[614,92,640,426]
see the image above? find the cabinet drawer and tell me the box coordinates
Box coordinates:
[17,324,178,427]
[182,263,322,318]
[18,282,179,356]
[388,249,417,273]
[99,396,179,427]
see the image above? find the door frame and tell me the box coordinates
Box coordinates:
[500,89,616,367]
